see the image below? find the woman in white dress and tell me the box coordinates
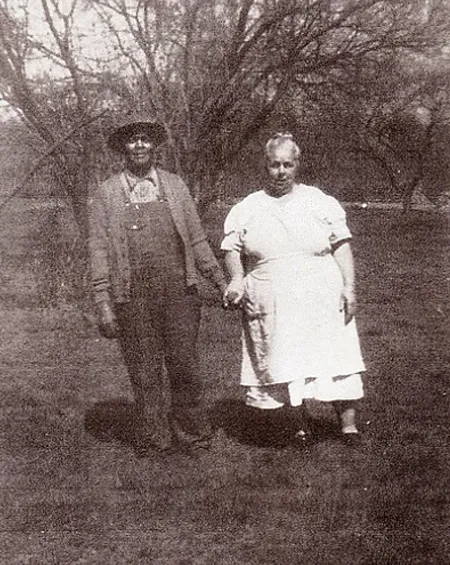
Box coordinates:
[221,133,365,443]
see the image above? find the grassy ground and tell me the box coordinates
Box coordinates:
[1,199,450,564]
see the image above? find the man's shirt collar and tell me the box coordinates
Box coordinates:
[124,167,158,189]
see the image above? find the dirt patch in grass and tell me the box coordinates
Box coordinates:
[1,200,450,564]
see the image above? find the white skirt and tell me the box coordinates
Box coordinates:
[245,373,364,409]
[240,254,365,404]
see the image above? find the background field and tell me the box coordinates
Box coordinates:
[1,199,450,564]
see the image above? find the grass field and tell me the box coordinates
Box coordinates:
[1,199,450,564]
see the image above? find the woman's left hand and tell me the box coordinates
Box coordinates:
[340,285,357,325]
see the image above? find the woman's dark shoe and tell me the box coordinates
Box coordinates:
[341,432,362,447]
[292,428,315,448]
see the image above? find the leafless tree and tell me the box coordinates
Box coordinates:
[0,0,448,221]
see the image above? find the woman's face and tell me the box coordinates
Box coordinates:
[265,142,298,197]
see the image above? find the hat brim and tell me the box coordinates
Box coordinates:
[108,121,167,153]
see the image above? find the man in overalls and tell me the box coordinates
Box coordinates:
[88,113,227,456]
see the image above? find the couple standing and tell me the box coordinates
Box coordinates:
[88,114,365,457]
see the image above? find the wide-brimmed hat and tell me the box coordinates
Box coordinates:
[107,112,167,153]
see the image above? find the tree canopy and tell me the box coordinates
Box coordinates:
[0,0,449,221]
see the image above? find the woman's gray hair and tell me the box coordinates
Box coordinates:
[265,132,300,159]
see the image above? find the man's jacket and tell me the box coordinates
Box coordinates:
[88,168,225,304]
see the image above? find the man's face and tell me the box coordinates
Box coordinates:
[265,142,298,197]
[123,130,155,171]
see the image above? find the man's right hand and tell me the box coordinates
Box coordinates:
[97,301,121,339]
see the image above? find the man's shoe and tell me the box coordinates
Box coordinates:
[134,428,174,457]
[170,410,213,447]
[134,441,175,458]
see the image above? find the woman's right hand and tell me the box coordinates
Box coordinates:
[97,301,121,339]
[223,278,245,309]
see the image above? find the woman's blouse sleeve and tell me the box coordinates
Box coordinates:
[323,195,352,246]
[221,203,245,252]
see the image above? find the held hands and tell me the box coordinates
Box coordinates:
[339,285,357,325]
[223,278,245,310]
[97,301,121,339]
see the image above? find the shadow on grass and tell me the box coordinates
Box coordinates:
[84,397,342,450]
[210,398,340,448]
[84,398,137,446]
